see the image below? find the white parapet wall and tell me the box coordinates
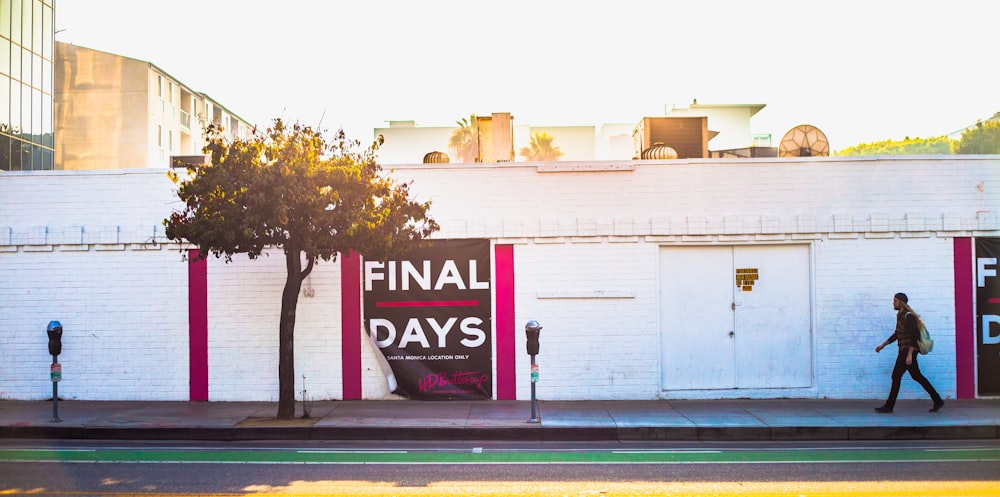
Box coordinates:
[1,156,997,401]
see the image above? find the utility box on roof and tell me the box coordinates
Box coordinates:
[477,113,514,163]
[632,117,713,160]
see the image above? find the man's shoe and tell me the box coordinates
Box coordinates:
[930,400,945,412]
[874,405,893,413]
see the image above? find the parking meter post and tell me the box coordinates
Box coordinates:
[525,320,542,424]
[51,354,59,422]
[529,353,539,423]
[47,321,62,423]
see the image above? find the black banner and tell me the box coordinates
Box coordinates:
[363,239,492,400]
[976,238,1000,396]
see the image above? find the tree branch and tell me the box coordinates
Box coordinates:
[301,254,315,280]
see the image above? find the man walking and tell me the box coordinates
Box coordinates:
[874,292,945,413]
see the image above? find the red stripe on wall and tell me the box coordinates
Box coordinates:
[376,300,479,308]
[954,237,975,399]
[188,249,209,401]
[495,244,516,400]
[341,251,363,400]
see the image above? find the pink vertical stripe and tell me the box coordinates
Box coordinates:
[953,238,975,399]
[340,251,362,400]
[495,244,516,400]
[187,249,209,401]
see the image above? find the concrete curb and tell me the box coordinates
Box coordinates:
[2,425,997,442]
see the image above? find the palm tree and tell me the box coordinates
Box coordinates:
[448,114,479,163]
[519,131,564,161]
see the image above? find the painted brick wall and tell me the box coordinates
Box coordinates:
[392,158,998,240]
[814,236,956,400]
[1,156,997,401]
[512,242,660,400]
[0,170,179,239]
[0,248,188,400]
[205,250,345,401]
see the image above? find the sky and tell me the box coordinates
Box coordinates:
[55,0,1000,151]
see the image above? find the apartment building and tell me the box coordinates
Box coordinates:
[55,42,252,170]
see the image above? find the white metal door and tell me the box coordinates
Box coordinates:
[659,246,736,390]
[733,245,812,388]
[660,245,812,391]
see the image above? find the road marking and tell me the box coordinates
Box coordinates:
[613,450,723,454]
[296,450,407,454]
[1,447,999,465]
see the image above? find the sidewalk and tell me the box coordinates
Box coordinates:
[1,398,998,442]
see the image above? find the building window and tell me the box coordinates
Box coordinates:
[1,0,12,39]
[10,0,22,43]
[30,143,42,170]
[19,141,29,169]
[0,134,10,171]
[1,37,10,76]
[31,0,40,53]
[41,2,51,59]
[21,81,29,132]
[10,42,19,80]
[0,75,8,130]
[8,139,20,169]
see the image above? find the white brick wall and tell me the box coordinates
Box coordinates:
[0,169,180,233]
[513,242,660,400]
[1,155,997,401]
[206,250,346,402]
[0,248,188,400]
[813,236,956,400]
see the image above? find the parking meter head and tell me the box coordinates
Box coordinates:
[47,320,62,356]
[525,320,542,356]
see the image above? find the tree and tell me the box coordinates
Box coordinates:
[519,131,564,161]
[953,114,1000,154]
[836,136,954,156]
[164,119,439,419]
[448,114,478,163]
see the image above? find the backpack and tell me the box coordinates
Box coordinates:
[909,312,934,354]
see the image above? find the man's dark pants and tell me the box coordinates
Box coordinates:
[884,348,942,409]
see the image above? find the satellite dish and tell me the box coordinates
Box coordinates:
[778,125,830,157]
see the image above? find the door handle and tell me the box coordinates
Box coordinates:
[729,331,735,338]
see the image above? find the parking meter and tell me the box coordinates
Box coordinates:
[46,320,63,422]
[525,320,542,356]
[47,320,63,357]
[524,320,543,423]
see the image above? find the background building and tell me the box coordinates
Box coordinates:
[664,101,767,151]
[0,0,56,171]
[373,103,774,164]
[54,42,252,170]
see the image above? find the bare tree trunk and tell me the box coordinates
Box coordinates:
[277,245,303,420]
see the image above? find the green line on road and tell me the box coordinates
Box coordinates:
[1,448,999,464]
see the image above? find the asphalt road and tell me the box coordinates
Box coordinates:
[1,439,999,496]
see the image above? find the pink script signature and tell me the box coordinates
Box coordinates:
[418,371,488,393]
